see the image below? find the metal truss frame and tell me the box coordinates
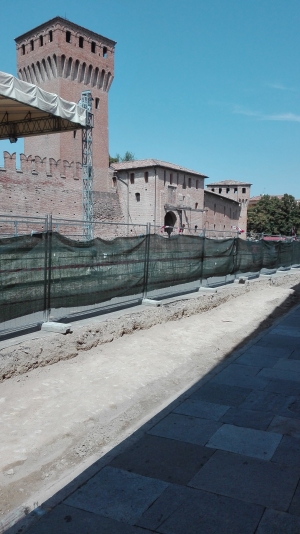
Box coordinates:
[0,113,83,140]
[80,91,94,241]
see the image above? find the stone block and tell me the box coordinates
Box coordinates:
[189,450,300,511]
[206,424,282,460]
[110,434,214,485]
[174,399,229,421]
[65,466,168,525]
[148,413,221,446]
[41,322,72,334]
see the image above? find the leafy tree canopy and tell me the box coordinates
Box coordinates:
[109,151,135,164]
[247,194,300,236]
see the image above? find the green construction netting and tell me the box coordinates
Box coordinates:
[1,232,300,323]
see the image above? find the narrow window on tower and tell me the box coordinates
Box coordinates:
[91,41,96,53]
[103,46,107,58]
[66,31,71,43]
[144,171,148,183]
[39,35,43,46]
[30,39,34,51]
[22,44,25,55]
[95,98,100,109]
[49,30,53,42]
[242,187,246,194]
[130,173,134,184]
[135,193,140,202]
[170,173,173,184]
[219,188,222,194]
[196,180,199,189]
[188,177,191,188]
[79,36,84,48]
[73,131,77,138]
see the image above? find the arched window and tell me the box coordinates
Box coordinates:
[39,35,43,46]
[21,44,25,55]
[49,30,53,42]
[79,36,84,48]
[91,41,96,53]
[66,31,71,43]
[30,39,34,51]
[95,98,100,109]
[103,46,107,57]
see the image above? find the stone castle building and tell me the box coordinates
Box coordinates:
[0,17,250,237]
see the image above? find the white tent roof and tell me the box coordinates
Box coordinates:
[0,71,87,140]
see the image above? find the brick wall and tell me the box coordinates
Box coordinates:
[204,190,240,235]
[0,151,82,219]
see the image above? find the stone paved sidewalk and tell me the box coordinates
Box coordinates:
[7,305,300,533]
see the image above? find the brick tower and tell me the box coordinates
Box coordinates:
[15,17,116,191]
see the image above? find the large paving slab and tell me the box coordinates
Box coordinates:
[173,398,229,421]
[271,435,300,468]
[64,466,169,525]
[189,382,252,406]
[109,434,215,485]
[147,413,221,446]
[239,390,294,414]
[189,450,300,510]
[257,367,300,383]
[256,509,300,534]
[206,424,282,460]
[220,406,274,430]
[210,363,269,389]
[264,378,300,396]
[137,485,263,534]
[256,333,300,351]
[21,503,153,534]
[267,415,300,437]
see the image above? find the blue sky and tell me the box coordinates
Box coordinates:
[0,0,300,198]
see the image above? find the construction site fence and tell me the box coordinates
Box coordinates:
[1,218,300,331]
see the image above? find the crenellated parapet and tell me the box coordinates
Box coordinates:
[0,151,82,180]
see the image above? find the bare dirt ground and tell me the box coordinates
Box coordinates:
[1,273,300,530]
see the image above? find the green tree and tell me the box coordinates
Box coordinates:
[247,194,300,235]
[109,151,135,165]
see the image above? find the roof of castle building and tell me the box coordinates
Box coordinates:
[207,179,252,186]
[204,189,240,204]
[111,159,208,178]
[15,17,116,46]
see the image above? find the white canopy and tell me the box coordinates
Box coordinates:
[0,71,87,140]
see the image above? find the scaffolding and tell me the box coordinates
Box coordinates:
[80,91,94,240]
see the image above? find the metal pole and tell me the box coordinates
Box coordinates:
[200,227,206,288]
[43,215,49,321]
[143,223,151,299]
[46,214,53,322]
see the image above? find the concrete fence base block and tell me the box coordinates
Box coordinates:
[198,287,218,293]
[234,277,248,284]
[41,322,72,334]
[142,298,161,307]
